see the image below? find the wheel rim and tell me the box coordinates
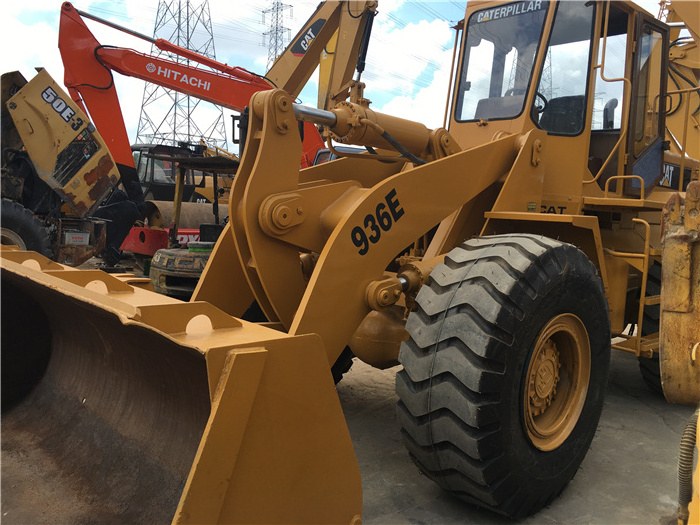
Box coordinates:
[523,313,591,451]
[1,227,27,250]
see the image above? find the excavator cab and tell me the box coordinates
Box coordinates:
[134,143,208,202]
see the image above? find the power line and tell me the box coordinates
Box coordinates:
[135,0,228,149]
[262,1,292,70]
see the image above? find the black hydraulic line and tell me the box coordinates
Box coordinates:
[667,40,700,115]
[671,36,693,47]
[356,9,376,77]
[378,129,426,166]
[72,45,115,91]
[294,103,425,165]
[667,68,683,117]
[346,2,363,19]
[669,63,700,115]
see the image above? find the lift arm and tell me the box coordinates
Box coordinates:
[663,1,700,162]
[197,88,536,370]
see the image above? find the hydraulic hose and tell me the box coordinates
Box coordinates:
[355,8,376,78]
[678,408,699,524]
[669,64,700,116]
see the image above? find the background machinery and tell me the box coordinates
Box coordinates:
[0,1,377,269]
[55,0,377,269]
[1,69,132,266]
[2,0,699,523]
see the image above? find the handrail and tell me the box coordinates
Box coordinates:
[444,22,463,130]
[585,0,632,186]
[606,218,655,355]
[603,174,645,198]
[603,218,651,260]
[664,86,700,190]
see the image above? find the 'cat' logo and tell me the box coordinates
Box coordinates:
[291,19,326,56]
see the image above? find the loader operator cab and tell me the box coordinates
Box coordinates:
[453,0,668,197]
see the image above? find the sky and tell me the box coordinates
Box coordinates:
[2,0,662,153]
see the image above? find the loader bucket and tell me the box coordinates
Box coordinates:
[1,247,362,524]
[660,182,700,405]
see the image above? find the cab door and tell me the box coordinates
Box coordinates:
[625,12,669,196]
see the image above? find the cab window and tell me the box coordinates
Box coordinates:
[632,25,664,158]
[455,1,549,122]
[531,1,596,135]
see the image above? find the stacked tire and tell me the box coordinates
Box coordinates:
[0,199,52,257]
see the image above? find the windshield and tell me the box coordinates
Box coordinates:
[455,1,549,122]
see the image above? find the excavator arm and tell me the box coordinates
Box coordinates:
[59,4,138,185]
[265,0,377,108]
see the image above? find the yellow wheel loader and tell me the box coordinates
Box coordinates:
[2,0,699,523]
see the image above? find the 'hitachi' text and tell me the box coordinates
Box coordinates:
[154,67,211,91]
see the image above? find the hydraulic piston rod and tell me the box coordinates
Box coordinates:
[293,104,338,128]
[293,100,433,160]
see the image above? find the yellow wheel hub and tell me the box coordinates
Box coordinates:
[528,339,560,416]
[524,313,591,451]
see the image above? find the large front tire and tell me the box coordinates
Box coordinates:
[637,261,662,393]
[396,234,610,518]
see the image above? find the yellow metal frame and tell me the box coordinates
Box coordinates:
[606,218,662,357]
[5,2,700,522]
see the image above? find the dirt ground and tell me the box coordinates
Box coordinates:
[338,351,694,524]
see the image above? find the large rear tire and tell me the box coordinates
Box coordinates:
[637,262,662,393]
[396,234,610,518]
[0,199,52,257]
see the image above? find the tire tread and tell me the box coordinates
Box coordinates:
[396,234,610,518]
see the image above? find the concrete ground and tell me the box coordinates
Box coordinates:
[3,251,694,523]
[338,350,695,525]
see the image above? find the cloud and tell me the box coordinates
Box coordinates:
[1,0,459,151]
[374,58,453,129]
[362,14,455,129]
[365,18,452,96]
[0,18,62,82]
